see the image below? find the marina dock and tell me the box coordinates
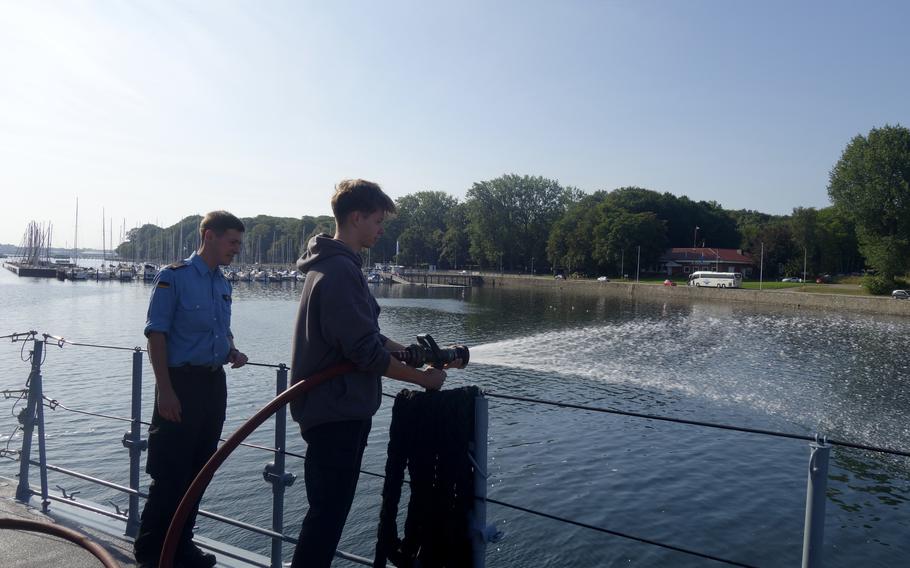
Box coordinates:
[386,270,484,287]
[3,263,59,278]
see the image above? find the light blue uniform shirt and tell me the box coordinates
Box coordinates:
[144,252,234,367]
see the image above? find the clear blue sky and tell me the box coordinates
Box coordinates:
[1,1,908,249]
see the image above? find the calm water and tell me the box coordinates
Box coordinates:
[1,265,910,567]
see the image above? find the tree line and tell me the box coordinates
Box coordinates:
[118,124,910,292]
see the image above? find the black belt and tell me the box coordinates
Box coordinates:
[172,364,222,372]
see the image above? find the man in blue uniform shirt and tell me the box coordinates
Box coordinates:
[134,211,249,568]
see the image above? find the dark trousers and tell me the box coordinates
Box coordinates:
[134,366,227,563]
[292,419,372,568]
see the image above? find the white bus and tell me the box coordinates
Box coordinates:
[687,271,743,288]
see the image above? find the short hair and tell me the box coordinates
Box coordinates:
[331,179,396,225]
[199,211,245,241]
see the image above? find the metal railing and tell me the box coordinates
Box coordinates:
[4,333,307,568]
[3,333,495,567]
[4,330,908,567]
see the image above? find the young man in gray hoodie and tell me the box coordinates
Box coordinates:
[290,179,449,568]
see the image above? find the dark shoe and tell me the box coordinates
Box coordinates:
[177,544,217,568]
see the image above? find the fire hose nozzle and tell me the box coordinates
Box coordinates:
[391,334,469,369]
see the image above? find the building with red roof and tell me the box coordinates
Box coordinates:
[657,247,754,277]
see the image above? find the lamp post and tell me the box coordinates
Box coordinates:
[636,245,640,283]
[759,242,764,290]
[803,247,807,285]
[693,226,700,248]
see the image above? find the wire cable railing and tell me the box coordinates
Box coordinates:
[39,334,284,371]
[4,331,899,567]
[30,389,755,566]
[480,392,910,458]
[38,397,286,456]
[0,331,38,342]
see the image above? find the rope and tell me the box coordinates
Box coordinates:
[0,448,18,461]
[483,497,757,567]
[484,392,910,458]
[2,380,29,460]
[20,336,41,364]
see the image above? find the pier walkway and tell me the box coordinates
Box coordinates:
[381,270,483,287]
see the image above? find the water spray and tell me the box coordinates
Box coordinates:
[390,334,470,369]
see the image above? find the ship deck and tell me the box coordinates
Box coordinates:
[0,477,137,567]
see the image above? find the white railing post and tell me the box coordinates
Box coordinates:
[801,437,831,568]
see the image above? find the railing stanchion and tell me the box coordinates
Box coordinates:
[34,340,50,512]
[263,364,295,568]
[121,348,147,537]
[471,392,498,568]
[16,337,45,507]
[801,438,831,568]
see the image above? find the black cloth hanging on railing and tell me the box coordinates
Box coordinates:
[374,386,480,568]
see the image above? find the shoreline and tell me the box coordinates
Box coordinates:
[481,274,910,317]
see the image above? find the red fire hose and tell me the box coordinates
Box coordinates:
[0,517,121,568]
[159,362,355,568]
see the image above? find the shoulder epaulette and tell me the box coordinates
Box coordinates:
[166,261,190,270]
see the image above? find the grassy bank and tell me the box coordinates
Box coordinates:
[493,273,880,297]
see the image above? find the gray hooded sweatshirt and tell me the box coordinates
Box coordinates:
[290,234,391,433]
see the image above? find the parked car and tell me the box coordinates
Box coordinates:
[663,279,677,286]
[892,289,910,300]
[781,277,802,282]
[597,276,609,282]
[816,274,832,284]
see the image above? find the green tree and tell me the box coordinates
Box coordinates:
[730,212,797,280]
[601,187,739,248]
[828,124,910,280]
[466,174,578,271]
[547,192,609,273]
[592,209,667,276]
[116,214,335,266]
[789,207,819,278]
[815,207,862,275]
[440,203,471,269]
[387,191,458,267]
[763,221,799,278]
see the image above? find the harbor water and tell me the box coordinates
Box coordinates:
[1,265,909,566]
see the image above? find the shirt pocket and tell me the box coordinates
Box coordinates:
[177,295,214,332]
[220,293,232,320]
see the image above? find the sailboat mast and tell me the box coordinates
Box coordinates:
[102,208,106,266]
[74,197,79,264]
